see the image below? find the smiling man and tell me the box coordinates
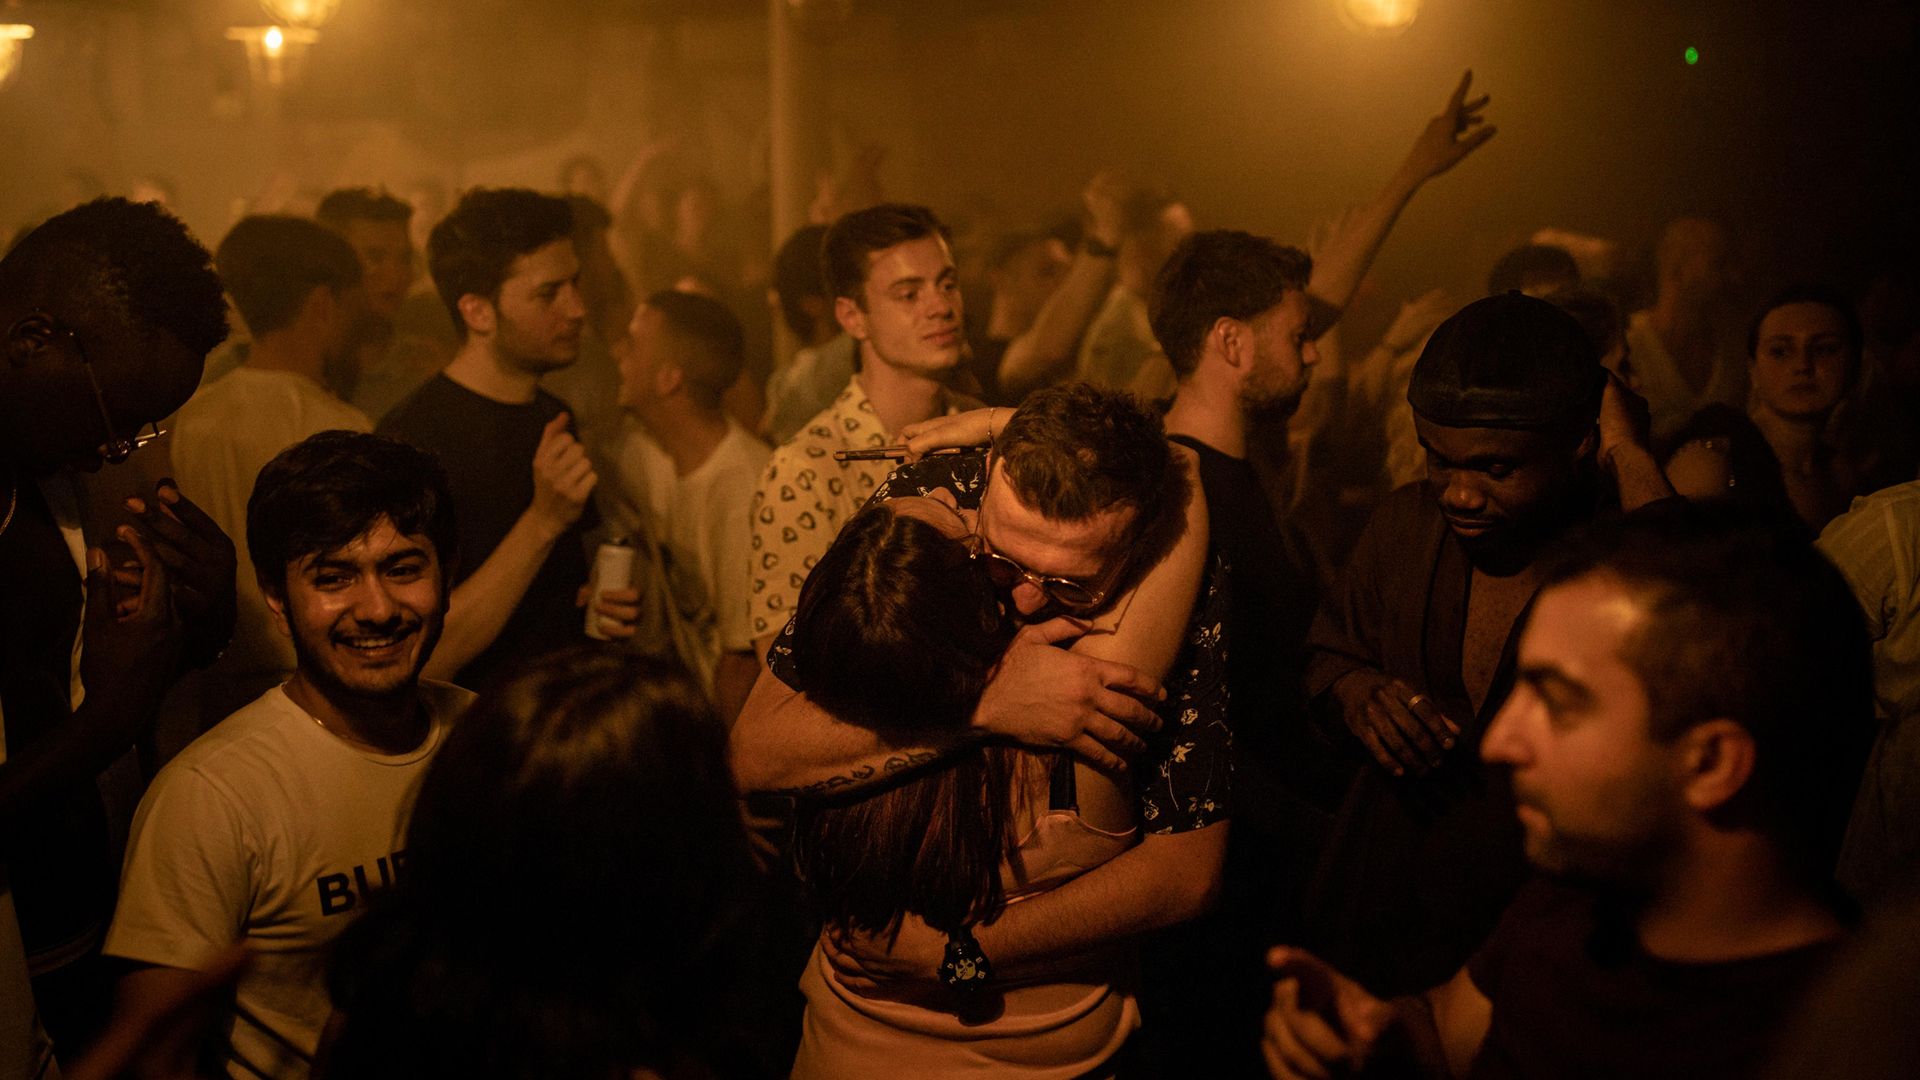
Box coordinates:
[104,431,474,1080]
[1301,291,1675,998]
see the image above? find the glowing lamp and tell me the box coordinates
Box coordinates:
[0,25,34,90]
[261,0,342,31]
[1340,0,1421,35]
[226,25,319,87]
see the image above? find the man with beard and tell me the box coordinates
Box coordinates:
[1264,504,1870,1079]
[1301,292,1674,998]
[104,431,474,1080]
[379,188,601,689]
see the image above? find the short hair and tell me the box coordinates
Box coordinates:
[1487,243,1580,296]
[1745,284,1864,364]
[643,289,744,409]
[772,224,830,337]
[315,187,413,230]
[0,197,228,362]
[247,430,458,596]
[994,383,1185,562]
[1542,500,1874,882]
[565,195,613,235]
[427,188,574,339]
[216,215,363,336]
[821,203,947,305]
[1149,230,1313,377]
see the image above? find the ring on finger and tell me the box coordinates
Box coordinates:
[1407,693,1428,708]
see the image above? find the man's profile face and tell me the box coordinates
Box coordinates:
[1,311,200,472]
[836,234,964,378]
[975,458,1135,619]
[1415,417,1582,549]
[1482,575,1682,886]
[268,516,446,702]
[1243,289,1319,412]
[338,219,414,322]
[488,238,586,375]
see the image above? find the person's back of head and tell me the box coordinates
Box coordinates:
[1488,243,1581,298]
[246,430,458,598]
[327,648,759,1079]
[0,198,228,468]
[1542,500,1874,886]
[1150,229,1313,378]
[315,187,412,234]
[642,289,743,411]
[772,224,832,340]
[820,203,946,305]
[216,215,363,338]
[427,187,574,339]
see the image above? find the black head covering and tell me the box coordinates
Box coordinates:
[1408,291,1605,431]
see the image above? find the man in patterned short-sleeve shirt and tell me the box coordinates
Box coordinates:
[748,204,979,654]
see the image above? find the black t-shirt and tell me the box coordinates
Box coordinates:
[378,374,594,690]
[1468,879,1841,1080]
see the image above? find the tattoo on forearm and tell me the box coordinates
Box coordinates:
[768,749,942,800]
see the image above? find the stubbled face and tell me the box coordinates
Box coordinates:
[1243,289,1319,412]
[1482,575,1683,887]
[975,459,1135,619]
[1749,301,1852,422]
[269,517,446,703]
[338,219,414,322]
[1416,418,1582,549]
[488,239,586,375]
[837,234,964,377]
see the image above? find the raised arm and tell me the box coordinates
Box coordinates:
[1306,70,1497,316]
[997,174,1126,400]
[425,413,594,681]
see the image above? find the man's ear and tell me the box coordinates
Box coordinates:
[262,580,294,640]
[456,293,496,338]
[656,360,685,398]
[834,295,868,341]
[1212,316,1249,370]
[1679,718,1756,814]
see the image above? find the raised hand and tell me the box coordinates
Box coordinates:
[900,407,1001,461]
[80,530,180,708]
[970,616,1164,772]
[1400,70,1497,185]
[530,413,597,534]
[1082,171,1127,250]
[123,479,237,670]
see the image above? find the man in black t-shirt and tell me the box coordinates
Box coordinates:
[1263,505,1874,1080]
[379,188,602,690]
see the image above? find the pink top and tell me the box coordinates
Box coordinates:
[793,796,1140,1079]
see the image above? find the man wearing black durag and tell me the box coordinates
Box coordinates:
[1300,292,1675,996]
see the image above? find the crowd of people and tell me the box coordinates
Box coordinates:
[2,68,1918,1080]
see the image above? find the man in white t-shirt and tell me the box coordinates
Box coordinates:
[105,431,474,1080]
[610,289,769,722]
[174,216,374,718]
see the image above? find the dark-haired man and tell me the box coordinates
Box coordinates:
[379,188,601,689]
[747,204,978,655]
[0,197,234,1068]
[1265,504,1871,1079]
[1303,292,1673,997]
[315,187,450,422]
[175,215,373,718]
[105,431,474,1080]
[610,290,768,721]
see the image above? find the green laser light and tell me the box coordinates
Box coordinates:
[1684,46,1699,65]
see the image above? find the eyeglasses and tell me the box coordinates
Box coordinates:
[12,312,165,464]
[964,532,1108,613]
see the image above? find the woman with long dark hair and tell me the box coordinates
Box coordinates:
[321,650,795,1080]
[786,496,1157,1078]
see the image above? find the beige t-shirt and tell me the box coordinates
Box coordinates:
[104,681,473,1080]
[173,368,373,678]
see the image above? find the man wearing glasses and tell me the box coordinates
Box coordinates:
[0,197,235,1071]
[733,382,1230,1003]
